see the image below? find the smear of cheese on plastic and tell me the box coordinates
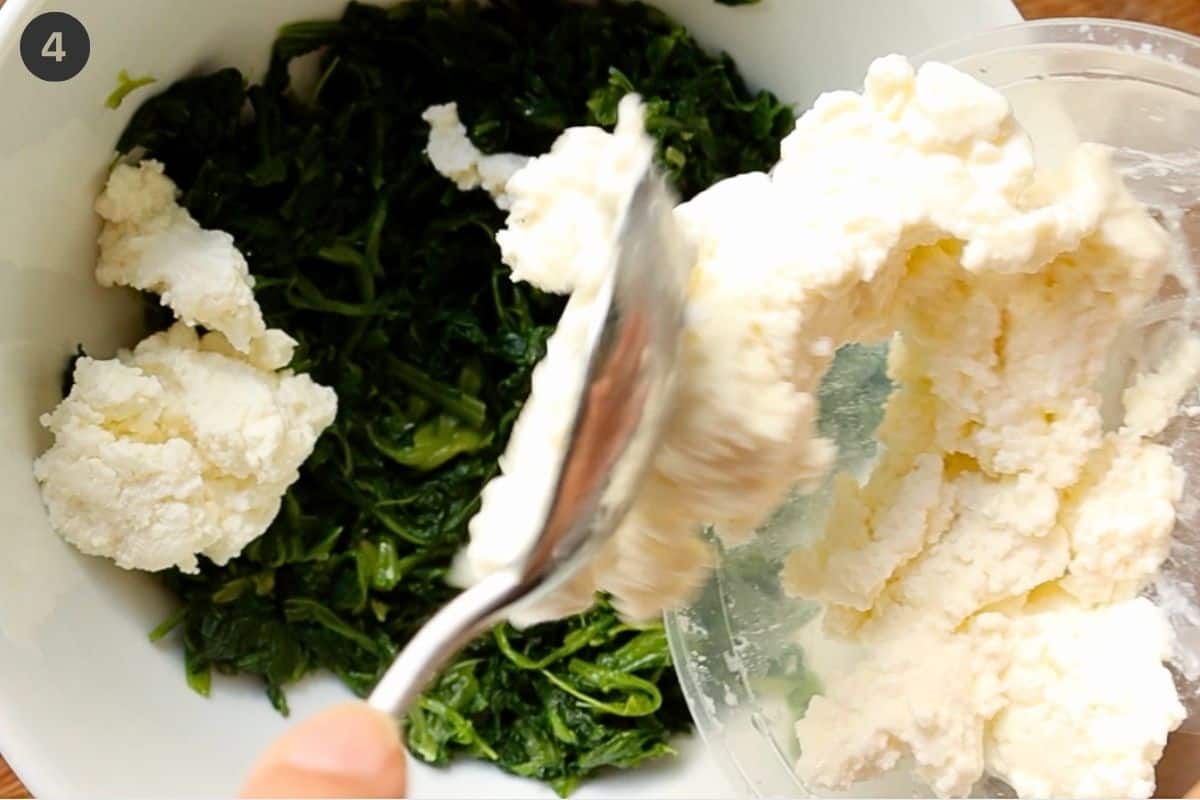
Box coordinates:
[1124,334,1200,437]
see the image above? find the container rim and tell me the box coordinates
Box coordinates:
[915,16,1200,70]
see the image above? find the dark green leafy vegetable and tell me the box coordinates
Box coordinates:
[120,0,792,792]
[60,344,86,397]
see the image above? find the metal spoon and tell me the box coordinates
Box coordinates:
[367,160,691,719]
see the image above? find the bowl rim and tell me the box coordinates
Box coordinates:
[0,8,59,794]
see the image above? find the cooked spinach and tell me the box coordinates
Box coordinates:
[121,0,792,792]
[60,344,87,397]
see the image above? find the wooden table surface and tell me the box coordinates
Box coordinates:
[2,0,1200,797]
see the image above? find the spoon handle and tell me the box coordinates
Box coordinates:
[367,569,524,718]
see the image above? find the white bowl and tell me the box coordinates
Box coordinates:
[0,0,1018,796]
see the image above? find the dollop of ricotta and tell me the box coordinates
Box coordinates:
[34,323,336,573]
[95,160,268,354]
[422,102,529,210]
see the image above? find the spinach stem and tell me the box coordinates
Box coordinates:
[386,356,487,428]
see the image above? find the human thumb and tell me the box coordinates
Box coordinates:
[241,701,408,798]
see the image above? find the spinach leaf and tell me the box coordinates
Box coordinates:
[124,1,791,792]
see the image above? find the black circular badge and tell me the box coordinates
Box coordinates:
[20,12,90,82]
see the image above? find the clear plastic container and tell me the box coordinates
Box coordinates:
[665,18,1200,799]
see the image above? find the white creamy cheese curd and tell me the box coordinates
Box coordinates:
[778,56,1184,799]
[796,597,1186,800]
[494,107,652,295]
[422,102,529,210]
[794,621,1005,798]
[34,323,337,572]
[94,160,268,354]
[661,174,843,542]
[978,598,1185,800]
[1057,433,1182,606]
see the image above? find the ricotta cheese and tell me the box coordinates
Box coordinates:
[776,57,1185,798]
[978,598,1183,800]
[34,323,337,572]
[95,160,268,354]
[422,103,529,210]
